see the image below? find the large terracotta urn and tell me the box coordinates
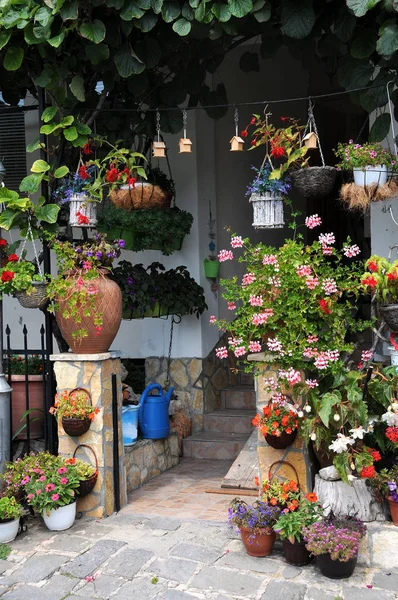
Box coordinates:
[55,274,122,354]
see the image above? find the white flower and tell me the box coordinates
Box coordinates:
[298,411,304,418]
[310,433,317,441]
[391,402,398,412]
[350,463,355,471]
[382,411,398,426]
[328,434,355,454]
[305,405,311,413]
[333,414,340,422]
[349,426,366,440]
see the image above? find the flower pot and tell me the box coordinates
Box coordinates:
[102,227,136,250]
[69,193,97,227]
[134,232,184,253]
[282,540,312,566]
[290,166,337,199]
[0,518,20,543]
[8,374,44,439]
[387,496,398,526]
[240,528,276,557]
[204,259,220,279]
[62,416,91,437]
[15,281,48,309]
[316,553,357,579]
[249,192,284,229]
[42,502,76,531]
[380,304,398,332]
[265,429,297,450]
[55,273,122,353]
[110,183,171,210]
[122,302,169,320]
[311,441,334,468]
[353,165,388,187]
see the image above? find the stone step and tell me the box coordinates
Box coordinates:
[203,409,254,434]
[220,387,256,410]
[182,432,250,460]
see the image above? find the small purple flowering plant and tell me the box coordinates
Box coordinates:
[228,498,280,538]
[303,514,367,562]
[246,165,291,197]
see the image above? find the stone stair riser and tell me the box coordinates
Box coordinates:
[183,439,247,460]
[203,414,254,434]
[221,390,256,411]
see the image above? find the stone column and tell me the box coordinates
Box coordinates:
[51,352,127,518]
[248,353,316,493]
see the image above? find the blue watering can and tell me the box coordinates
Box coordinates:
[138,383,174,439]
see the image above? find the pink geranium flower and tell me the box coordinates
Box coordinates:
[231,236,243,248]
[305,214,322,229]
[218,249,234,262]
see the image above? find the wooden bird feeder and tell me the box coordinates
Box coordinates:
[303,131,317,149]
[179,138,192,154]
[152,141,166,158]
[230,136,245,152]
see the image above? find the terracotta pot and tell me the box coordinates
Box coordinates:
[240,528,276,557]
[317,554,357,579]
[8,375,44,439]
[265,429,297,450]
[387,496,398,526]
[282,540,312,566]
[62,416,91,436]
[55,274,122,353]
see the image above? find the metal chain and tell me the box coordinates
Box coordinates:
[182,109,188,139]
[234,107,239,137]
[155,109,161,142]
[302,99,325,167]
[164,315,175,390]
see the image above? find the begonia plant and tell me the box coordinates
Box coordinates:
[0,260,45,298]
[361,255,398,304]
[252,401,298,439]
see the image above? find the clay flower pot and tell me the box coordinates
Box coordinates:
[240,528,276,557]
[265,429,297,450]
[316,553,357,579]
[282,540,312,566]
[387,496,398,526]
[62,416,91,437]
[8,374,44,439]
[55,273,122,353]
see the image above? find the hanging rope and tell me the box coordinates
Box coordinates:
[18,217,44,277]
[301,98,325,167]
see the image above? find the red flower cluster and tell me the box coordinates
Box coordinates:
[7,254,18,262]
[271,146,285,158]
[362,275,378,289]
[82,142,93,156]
[252,402,298,437]
[318,298,331,315]
[387,272,397,281]
[78,165,90,180]
[368,261,378,272]
[76,211,90,225]
[370,449,382,462]
[0,239,7,248]
[105,168,119,183]
[386,426,398,443]
[1,271,14,282]
[361,465,376,478]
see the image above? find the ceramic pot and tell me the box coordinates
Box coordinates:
[353,165,387,187]
[240,528,276,557]
[42,502,76,531]
[55,273,122,353]
[317,554,357,579]
[387,496,398,526]
[0,518,20,543]
[62,416,91,437]
[380,304,398,333]
[8,375,44,439]
[203,259,220,279]
[282,540,312,566]
[265,429,297,450]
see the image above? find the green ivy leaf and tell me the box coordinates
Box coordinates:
[63,126,78,141]
[41,106,58,123]
[172,17,191,35]
[19,174,43,194]
[3,46,24,71]
[350,29,377,58]
[0,31,11,50]
[212,3,232,21]
[79,20,106,44]
[369,113,391,142]
[114,42,145,77]
[346,0,381,17]
[121,0,145,19]
[69,74,85,101]
[84,42,110,64]
[281,0,315,39]
[377,23,398,57]
[227,0,253,18]
[31,160,50,174]
[54,166,70,178]
[26,138,45,153]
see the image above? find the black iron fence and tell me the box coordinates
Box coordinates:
[3,323,57,456]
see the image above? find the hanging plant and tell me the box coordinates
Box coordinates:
[53,162,98,227]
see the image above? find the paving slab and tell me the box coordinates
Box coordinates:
[147,557,199,584]
[155,590,201,599]
[304,588,341,600]
[143,517,182,531]
[0,553,68,585]
[341,586,395,600]
[78,573,127,598]
[115,577,167,600]
[215,551,282,574]
[104,547,153,577]
[372,571,398,591]
[191,566,263,597]
[61,539,126,578]
[170,543,222,564]
[261,580,307,600]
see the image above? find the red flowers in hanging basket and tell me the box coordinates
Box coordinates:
[1,271,14,282]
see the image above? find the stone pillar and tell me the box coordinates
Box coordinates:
[51,352,127,518]
[248,353,316,494]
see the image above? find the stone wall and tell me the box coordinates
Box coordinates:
[124,433,179,493]
[52,352,127,518]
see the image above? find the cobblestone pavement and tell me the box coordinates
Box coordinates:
[0,511,397,600]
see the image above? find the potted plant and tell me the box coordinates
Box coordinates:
[50,389,100,437]
[65,449,98,498]
[0,239,20,267]
[1,452,60,501]
[228,498,280,557]
[97,204,193,255]
[47,235,123,352]
[335,141,397,187]
[203,255,220,279]
[6,355,44,440]
[53,163,98,227]
[361,255,398,333]
[366,464,398,526]
[24,458,80,531]
[258,476,300,509]
[303,514,367,579]
[245,165,291,229]
[0,260,48,309]
[252,401,299,449]
[0,496,22,543]
[274,493,323,566]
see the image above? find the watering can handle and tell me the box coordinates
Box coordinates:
[138,383,164,428]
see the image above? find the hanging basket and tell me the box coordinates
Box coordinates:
[73,444,98,498]
[381,304,398,332]
[250,192,284,229]
[290,166,337,199]
[109,183,171,210]
[15,281,48,309]
[69,193,98,227]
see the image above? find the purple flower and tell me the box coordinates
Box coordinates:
[127,277,133,286]
[388,482,397,492]
[118,239,125,248]
[95,251,102,259]
[86,251,93,257]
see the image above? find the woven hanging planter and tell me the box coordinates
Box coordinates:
[62,416,91,436]
[15,281,48,309]
[73,444,98,498]
[109,183,171,210]
[290,166,337,199]
[250,192,284,229]
[69,193,97,227]
[339,179,398,212]
[381,304,398,332]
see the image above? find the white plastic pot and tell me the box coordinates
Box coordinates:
[353,165,388,187]
[249,192,284,229]
[0,518,19,543]
[42,502,76,531]
[69,193,97,227]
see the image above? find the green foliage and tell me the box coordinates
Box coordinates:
[0,544,11,560]
[335,141,397,170]
[0,496,22,522]
[6,354,43,375]
[274,496,323,543]
[361,254,398,305]
[0,260,44,297]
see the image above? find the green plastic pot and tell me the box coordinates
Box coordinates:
[122,303,169,320]
[100,227,136,250]
[134,234,184,253]
[203,259,220,278]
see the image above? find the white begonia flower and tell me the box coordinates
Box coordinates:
[349,426,366,440]
[381,411,398,426]
[333,414,340,422]
[305,405,311,413]
[310,433,317,441]
[298,411,304,418]
[328,434,355,454]
[391,402,398,412]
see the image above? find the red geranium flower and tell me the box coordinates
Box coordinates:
[0,239,7,247]
[1,271,14,282]
[368,261,378,272]
[7,254,18,262]
[82,143,93,156]
[78,165,90,180]
[240,130,248,138]
[360,465,376,479]
[271,146,285,158]
[386,426,398,443]
[318,298,331,315]
[387,271,397,281]
[370,450,382,462]
[362,276,378,289]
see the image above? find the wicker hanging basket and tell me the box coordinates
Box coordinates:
[290,166,337,199]
[380,304,398,332]
[69,193,98,227]
[61,388,92,436]
[15,281,48,309]
[73,444,98,498]
[109,183,171,210]
[250,192,284,229]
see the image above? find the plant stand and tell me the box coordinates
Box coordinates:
[51,351,127,518]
